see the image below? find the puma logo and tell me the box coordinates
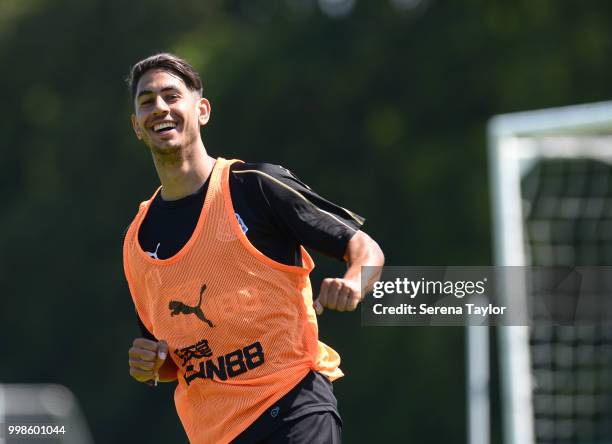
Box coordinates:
[169,285,215,328]
[145,242,161,260]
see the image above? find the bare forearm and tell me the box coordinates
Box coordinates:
[316,230,384,313]
[343,230,385,294]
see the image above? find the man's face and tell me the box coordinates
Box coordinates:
[131,69,210,155]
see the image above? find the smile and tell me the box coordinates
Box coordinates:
[152,121,178,133]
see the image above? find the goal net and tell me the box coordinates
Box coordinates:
[488,101,612,444]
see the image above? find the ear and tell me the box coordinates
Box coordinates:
[131,114,143,140]
[197,98,211,126]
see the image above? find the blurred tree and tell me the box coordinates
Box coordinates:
[2,0,612,442]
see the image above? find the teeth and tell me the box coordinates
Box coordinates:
[153,122,177,132]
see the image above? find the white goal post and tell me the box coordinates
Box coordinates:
[471,100,612,444]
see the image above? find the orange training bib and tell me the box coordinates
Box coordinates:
[123,158,342,444]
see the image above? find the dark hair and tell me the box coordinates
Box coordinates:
[126,53,203,100]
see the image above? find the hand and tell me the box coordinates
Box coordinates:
[128,338,168,384]
[315,278,361,315]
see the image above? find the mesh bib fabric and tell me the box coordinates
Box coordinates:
[123,158,343,444]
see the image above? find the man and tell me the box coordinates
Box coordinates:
[124,53,384,444]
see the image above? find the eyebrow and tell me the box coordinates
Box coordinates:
[137,86,181,99]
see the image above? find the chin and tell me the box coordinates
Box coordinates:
[151,143,181,156]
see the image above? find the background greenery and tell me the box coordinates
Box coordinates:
[2,0,612,442]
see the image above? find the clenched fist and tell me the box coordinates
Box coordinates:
[128,338,168,384]
[315,278,361,315]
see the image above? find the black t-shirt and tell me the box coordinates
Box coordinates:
[131,160,364,439]
[137,161,364,264]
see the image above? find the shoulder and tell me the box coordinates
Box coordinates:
[230,161,312,193]
[230,161,299,182]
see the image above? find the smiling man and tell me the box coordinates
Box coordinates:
[123,53,384,444]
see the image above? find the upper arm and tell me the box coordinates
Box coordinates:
[243,163,365,261]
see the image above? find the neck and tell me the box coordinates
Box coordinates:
[151,139,215,201]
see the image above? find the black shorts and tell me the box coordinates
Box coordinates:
[260,411,342,444]
[232,371,341,444]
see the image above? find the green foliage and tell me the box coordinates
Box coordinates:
[2,0,612,442]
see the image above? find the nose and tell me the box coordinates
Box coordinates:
[152,95,170,115]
